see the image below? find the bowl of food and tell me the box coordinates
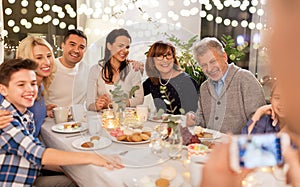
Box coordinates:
[187,143,210,158]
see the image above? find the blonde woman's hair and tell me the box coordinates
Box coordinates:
[16,36,56,95]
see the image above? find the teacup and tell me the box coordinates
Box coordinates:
[53,106,69,124]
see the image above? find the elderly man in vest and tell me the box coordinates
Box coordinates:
[186,37,265,134]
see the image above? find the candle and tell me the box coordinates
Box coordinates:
[107,119,115,130]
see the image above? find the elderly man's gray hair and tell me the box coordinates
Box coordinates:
[192,37,225,60]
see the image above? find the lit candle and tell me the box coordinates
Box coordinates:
[107,119,115,130]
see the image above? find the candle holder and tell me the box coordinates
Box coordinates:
[102,109,119,130]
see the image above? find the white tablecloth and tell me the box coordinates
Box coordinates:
[41,117,201,187]
[40,117,290,187]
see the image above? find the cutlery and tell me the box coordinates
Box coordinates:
[65,133,84,138]
[118,150,129,156]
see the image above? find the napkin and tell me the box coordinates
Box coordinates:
[143,94,156,114]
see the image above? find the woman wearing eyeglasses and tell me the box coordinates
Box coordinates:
[143,41,199,115]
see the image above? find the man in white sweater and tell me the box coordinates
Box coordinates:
[45,29,89,109]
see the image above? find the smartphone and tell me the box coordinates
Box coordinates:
[230,133,290,171]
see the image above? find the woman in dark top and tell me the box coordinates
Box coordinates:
[143,41,199,114]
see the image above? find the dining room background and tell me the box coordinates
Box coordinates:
[0,0,271,93]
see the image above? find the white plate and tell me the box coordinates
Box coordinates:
[188,127,222,141]
[121,148,170,168]
[71,136,112,151]
[51,122,87,134]
[123,173,184,187]
[148,114,169,123]
[105,128,153,145]
[110,136,151,145]
[148,116,164,123]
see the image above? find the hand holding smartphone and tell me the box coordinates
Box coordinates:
[230,133,290,172]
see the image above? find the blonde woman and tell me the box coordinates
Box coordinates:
[0,36,56,137]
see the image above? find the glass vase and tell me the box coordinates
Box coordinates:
[164,123,183,159]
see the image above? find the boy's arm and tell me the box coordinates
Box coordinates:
[0,123,45,166]
[42,148,123,170]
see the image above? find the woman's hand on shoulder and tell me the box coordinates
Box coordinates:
[128,59,144,73]
[0,110,13,129]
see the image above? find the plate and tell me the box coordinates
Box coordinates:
[120,148,170,168]
[71,136,112,151]
[198,128,222,141]
[110,135,151,145]
[148,114,169,123]
[188,127,222,141]
[51,122,87,134]
[148,116,164,123]
[123,173,184,187]
[105,127,153,145]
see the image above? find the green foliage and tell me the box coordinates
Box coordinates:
[129,85,140,98]
[109,83,128,111]
[165,33,206,86]
[110,83,140,111]
[159,85,185,115]
[221,35,248,62]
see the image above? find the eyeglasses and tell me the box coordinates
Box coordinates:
[156,53,173,61]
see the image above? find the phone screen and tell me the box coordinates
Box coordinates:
[237,134,283,168]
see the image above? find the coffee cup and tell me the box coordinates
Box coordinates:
[136,105,149,122]
[53,106,69,124]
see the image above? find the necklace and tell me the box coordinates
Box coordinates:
[159,70,174,86]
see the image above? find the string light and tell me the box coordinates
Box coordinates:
[2,0,268,40]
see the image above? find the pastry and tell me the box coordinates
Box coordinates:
[126,135,132,142]
[155,178,170,187]
[90,136,100,141]
[63,122,81,129]
[142,131,151,137]
[81,142,94,148]
[160,166,176,181]
[117,135,127,141]
[194,126,203,135]
[140,133,150,141]
[197,132,213,138]
[131,134,143,142]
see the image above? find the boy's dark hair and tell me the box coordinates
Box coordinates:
[0,58,38,86]
[63,29,87,43]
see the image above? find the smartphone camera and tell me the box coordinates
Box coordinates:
[238,134,282,168]
[230,133,290,171]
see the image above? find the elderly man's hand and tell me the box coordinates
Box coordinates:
[186,112,196,127]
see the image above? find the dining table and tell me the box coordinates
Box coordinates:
[40,116,291,187]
